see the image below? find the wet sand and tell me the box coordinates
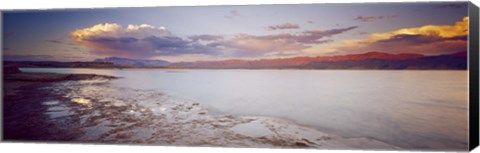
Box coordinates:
[3,71,399,149]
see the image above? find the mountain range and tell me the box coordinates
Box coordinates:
[92,51,466,70]
[94,57,170,67]
[172,52,428,69]
[6,51,466,70]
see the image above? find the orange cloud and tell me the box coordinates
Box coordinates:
[318,16,468,55]
[368,16,468,41]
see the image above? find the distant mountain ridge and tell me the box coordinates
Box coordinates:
[172,52,456,69]
[304,52,467,70]
[94,57,170,67]
[86,51,466,70]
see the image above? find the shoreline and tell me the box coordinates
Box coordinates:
[3,71,400,149]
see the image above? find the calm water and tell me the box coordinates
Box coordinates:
[21,68,468,150]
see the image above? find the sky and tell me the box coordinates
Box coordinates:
[2,2,469,62]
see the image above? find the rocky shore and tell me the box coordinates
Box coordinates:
[3,67,118,141]
[2,67,399,150]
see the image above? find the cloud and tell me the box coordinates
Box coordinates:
[72,23,170,40]
[354,14,399,22]
[206,26,357,57]
[377,34,466,45]
[72,23,219,58]
[266,23,300,30]
[358,32,369,35]
[72,23,358,59]
[188,35,224,42]
[361,16,468,42]
[324,16,468,55]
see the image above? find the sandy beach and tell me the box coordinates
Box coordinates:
[3,70,399,149]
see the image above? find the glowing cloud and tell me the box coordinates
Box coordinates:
[368,16,468,41]
[321,16,468,55]
[72,23,170,40]
[71,23,218,58]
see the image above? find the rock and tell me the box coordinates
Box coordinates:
[295,139,315,147]
[295,141,310,147]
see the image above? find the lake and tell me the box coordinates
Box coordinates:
[21,68,468,150]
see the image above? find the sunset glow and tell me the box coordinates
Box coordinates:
[3,2,469,62]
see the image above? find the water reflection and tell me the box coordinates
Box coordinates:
[42,100,73,118]
[72,98,92,106]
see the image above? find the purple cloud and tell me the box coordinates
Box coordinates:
[72,23,358,58]
[266,23,300,30]
[354,14,399,22]
[189,35,224,42]
[205,26,357,57]
[72,23,220,58]
[378,34,467,45]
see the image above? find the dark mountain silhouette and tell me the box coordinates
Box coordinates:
[172,51,466,69]
[94,57,170,67]
[304,52,467,70]
[5,51,467,70]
